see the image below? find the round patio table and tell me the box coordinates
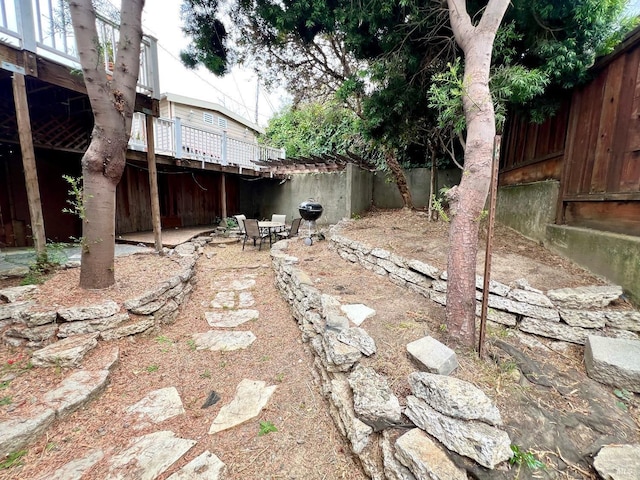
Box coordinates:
[258,221,286,246]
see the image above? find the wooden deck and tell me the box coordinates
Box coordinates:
[117,225,221,248]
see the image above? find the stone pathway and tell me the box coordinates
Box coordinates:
[0,266,278,479]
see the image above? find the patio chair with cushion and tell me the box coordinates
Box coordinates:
[234,214,246,234]
[277,217,302,239]
[271,214,287,233]
[242,219,269,251]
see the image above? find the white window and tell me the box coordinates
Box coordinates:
[203,112,214,124]
[217,116,228,129]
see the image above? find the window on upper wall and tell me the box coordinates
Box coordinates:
[203,112,214,124]
[217,117,228,129]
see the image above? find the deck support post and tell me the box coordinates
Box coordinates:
[221,173,227,220]
[12,73,46,254]
[145,114,163,251]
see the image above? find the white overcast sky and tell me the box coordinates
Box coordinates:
[139,0,289,127]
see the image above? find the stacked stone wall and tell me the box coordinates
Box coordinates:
[330,230,639,344]
[0,239,207,350]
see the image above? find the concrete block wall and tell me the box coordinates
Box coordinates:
[372,168,461,209]
[546,225,640,306]
[496,181,559,242]
[495,180,640,306]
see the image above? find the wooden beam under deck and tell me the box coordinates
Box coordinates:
[126,150,283,179]
[0,43,158,116]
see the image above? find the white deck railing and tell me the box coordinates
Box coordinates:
[129,113,285,170]
[0,0,159,99]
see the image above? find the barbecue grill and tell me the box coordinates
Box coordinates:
[298,200,323,244]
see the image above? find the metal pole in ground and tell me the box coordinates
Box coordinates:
[479,135,501,359]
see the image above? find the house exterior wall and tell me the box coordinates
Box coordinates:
[166,102,255,140]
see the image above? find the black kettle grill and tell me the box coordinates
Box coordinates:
[298,200,323,221]
[298,200,323,244]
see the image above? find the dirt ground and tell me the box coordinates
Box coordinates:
[0,208,638,479]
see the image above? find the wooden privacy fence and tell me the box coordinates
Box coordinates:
[500,26,640,237]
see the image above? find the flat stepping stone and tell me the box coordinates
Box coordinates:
[166,451,226,479]
[192,331,256,351]
[105,431,196,480]
[340,304,376,326]
[44,370,111,418]
[211,291,235,308]
[212,278,256,291]
[0,408,55,458]
[31,333,100,368]
[36,449,104,480]
[0,285,38,302]
[205,309,259,327]
[585,335,640,392]
[238,291,255,307]
[209,379,277,434]
[125,387,185,429]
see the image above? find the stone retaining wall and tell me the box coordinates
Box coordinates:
[329,228,640,344]
[0,238,207,353]
[271,240,514,479]
[271,225,640,478]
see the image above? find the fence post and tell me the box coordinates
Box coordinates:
[174,117,182,159]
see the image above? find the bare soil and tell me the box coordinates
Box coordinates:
[0,208,638,479]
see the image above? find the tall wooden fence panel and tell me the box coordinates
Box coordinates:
[559,45,640,236]
[500,100,570,186]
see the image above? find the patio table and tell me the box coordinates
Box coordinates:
[258,221,286,246]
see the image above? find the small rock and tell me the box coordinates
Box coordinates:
[584,335,640,392]
[348,365,402,431]
[593,444,640,480]
[395,428,466,480]
[408,372,502,426]
[340,304,376,326]
[547,285,623,309]
[406,336,458,375]
[337,327,377,356]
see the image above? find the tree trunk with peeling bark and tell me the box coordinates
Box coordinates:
[445,0,509,348]
[384,149,413,209]
[68,0,145,289]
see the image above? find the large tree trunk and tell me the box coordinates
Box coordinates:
[68,0,145,289]
[445,0,509,348]
[384,150,413,209]
[79,156,118,288]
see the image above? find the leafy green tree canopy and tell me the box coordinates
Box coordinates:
[262,102,365,158]
[180,0,230,76]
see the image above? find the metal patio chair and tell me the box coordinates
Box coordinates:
[233,214,246,234]
[277,217,302,240]
[242,219,268,251]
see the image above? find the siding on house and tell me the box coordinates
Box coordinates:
[159,93,262,141]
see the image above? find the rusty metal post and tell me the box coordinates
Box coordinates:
[479,135,501,359]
